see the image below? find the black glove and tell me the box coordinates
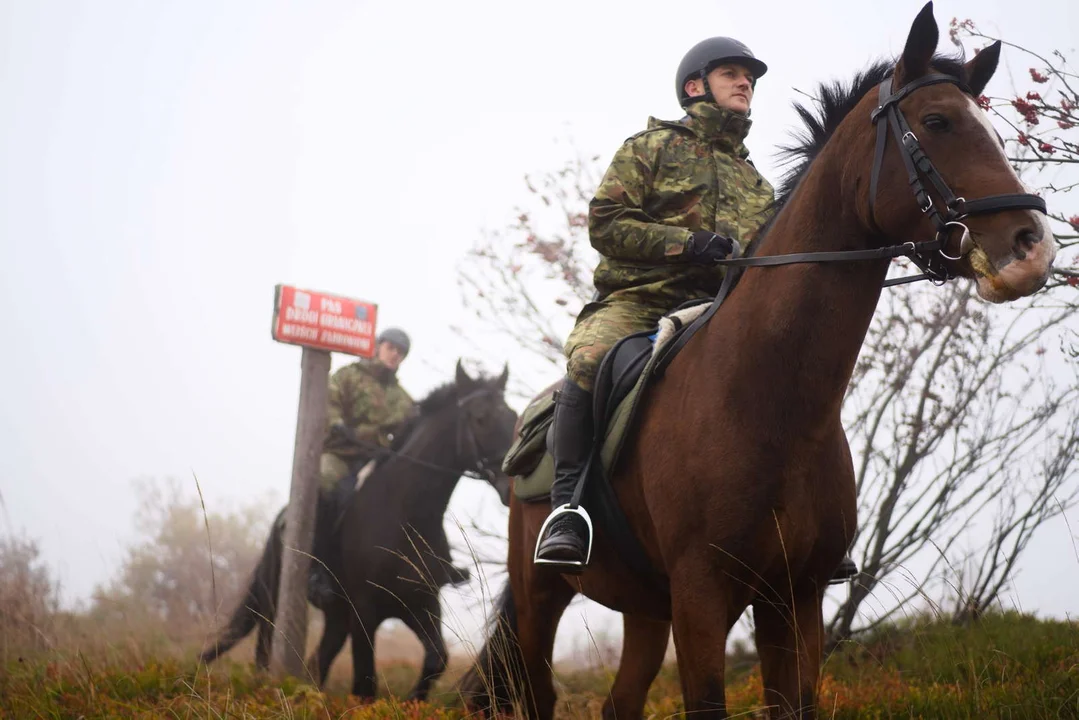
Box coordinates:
[329,422,360,444]
[685,230,735,264]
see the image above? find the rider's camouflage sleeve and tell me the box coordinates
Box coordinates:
[588,102,776,306]
[325,360,415,455]
[589,140,696,264]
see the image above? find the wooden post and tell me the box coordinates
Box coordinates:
[270,346,331,679]
[268,284,376,677]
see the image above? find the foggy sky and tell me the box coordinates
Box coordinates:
[1,0,1076,655]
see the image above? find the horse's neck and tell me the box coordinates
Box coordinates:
[697,146,888,429]
[382,415,463,522]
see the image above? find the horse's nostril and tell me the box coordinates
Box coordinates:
[1016,227,1042,249]
[1012,227,1043,261]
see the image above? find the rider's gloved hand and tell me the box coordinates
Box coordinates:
[685,230,735,264]
[329,422,360,444]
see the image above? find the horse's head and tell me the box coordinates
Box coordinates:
[454,360,517,506]
[854,2,1055,302]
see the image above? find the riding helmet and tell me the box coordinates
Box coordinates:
[376,327,411,356]
[676,37,768,107]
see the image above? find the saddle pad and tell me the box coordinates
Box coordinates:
[511,302,710,502]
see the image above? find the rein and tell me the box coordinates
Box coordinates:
[713,239,945,287]
[711,72,1046,287]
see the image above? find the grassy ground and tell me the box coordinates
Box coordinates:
[2,612,1077,718]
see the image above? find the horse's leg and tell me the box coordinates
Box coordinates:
[753,584,826,719]
[668,562,749,719]
[401,597,447,701]
[509,501,579,720]
[458,502,576,719]
[348,608,380,699]
[601,614,670,720]
[511,575,575,719]
[306,602,351,687]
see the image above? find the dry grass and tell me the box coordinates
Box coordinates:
[3,606,1079,718]
[5,487,1077,717]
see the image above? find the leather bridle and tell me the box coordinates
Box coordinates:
[709,70,1047,287]
[454,387,508,484]
[866,72,1046,283]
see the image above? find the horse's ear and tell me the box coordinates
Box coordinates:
[895,1,938,86]
[964,41,1001,97]
[496,362,509,391]
[455,359,474,387]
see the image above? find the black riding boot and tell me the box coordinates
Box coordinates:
[534,378,595,573]
[307,476,353,609]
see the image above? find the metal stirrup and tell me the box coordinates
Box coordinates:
[534,504,595,568]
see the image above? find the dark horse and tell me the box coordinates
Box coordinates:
[201,361,517,700]
[461,5,1055,719]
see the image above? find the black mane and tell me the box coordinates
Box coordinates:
[772,53,968,206]
[386,381,456,452]
[416,381,460,416]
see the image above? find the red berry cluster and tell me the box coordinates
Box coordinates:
[1012,98,1040,125]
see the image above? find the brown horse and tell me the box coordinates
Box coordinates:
[460,4,1056,718]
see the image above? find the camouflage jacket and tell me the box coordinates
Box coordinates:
[588,102,776,306]
[323,359,414,458]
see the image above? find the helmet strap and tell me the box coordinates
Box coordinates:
[698,69,716,103]
[681,70,715,107]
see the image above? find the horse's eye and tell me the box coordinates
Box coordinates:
[922,113,951,132]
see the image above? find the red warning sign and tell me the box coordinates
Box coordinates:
[272,285,378,357]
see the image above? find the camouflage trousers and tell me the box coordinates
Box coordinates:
[319,453,351,491]
[564,300,668,392]
[318,452,377,492]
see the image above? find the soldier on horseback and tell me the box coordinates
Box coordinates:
[533,37,858,583]
[308,327,469,605]
[320,327,416,486]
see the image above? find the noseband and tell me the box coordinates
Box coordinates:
[868,72,1047,283]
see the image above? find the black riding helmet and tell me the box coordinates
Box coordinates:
[676,37,768,108]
